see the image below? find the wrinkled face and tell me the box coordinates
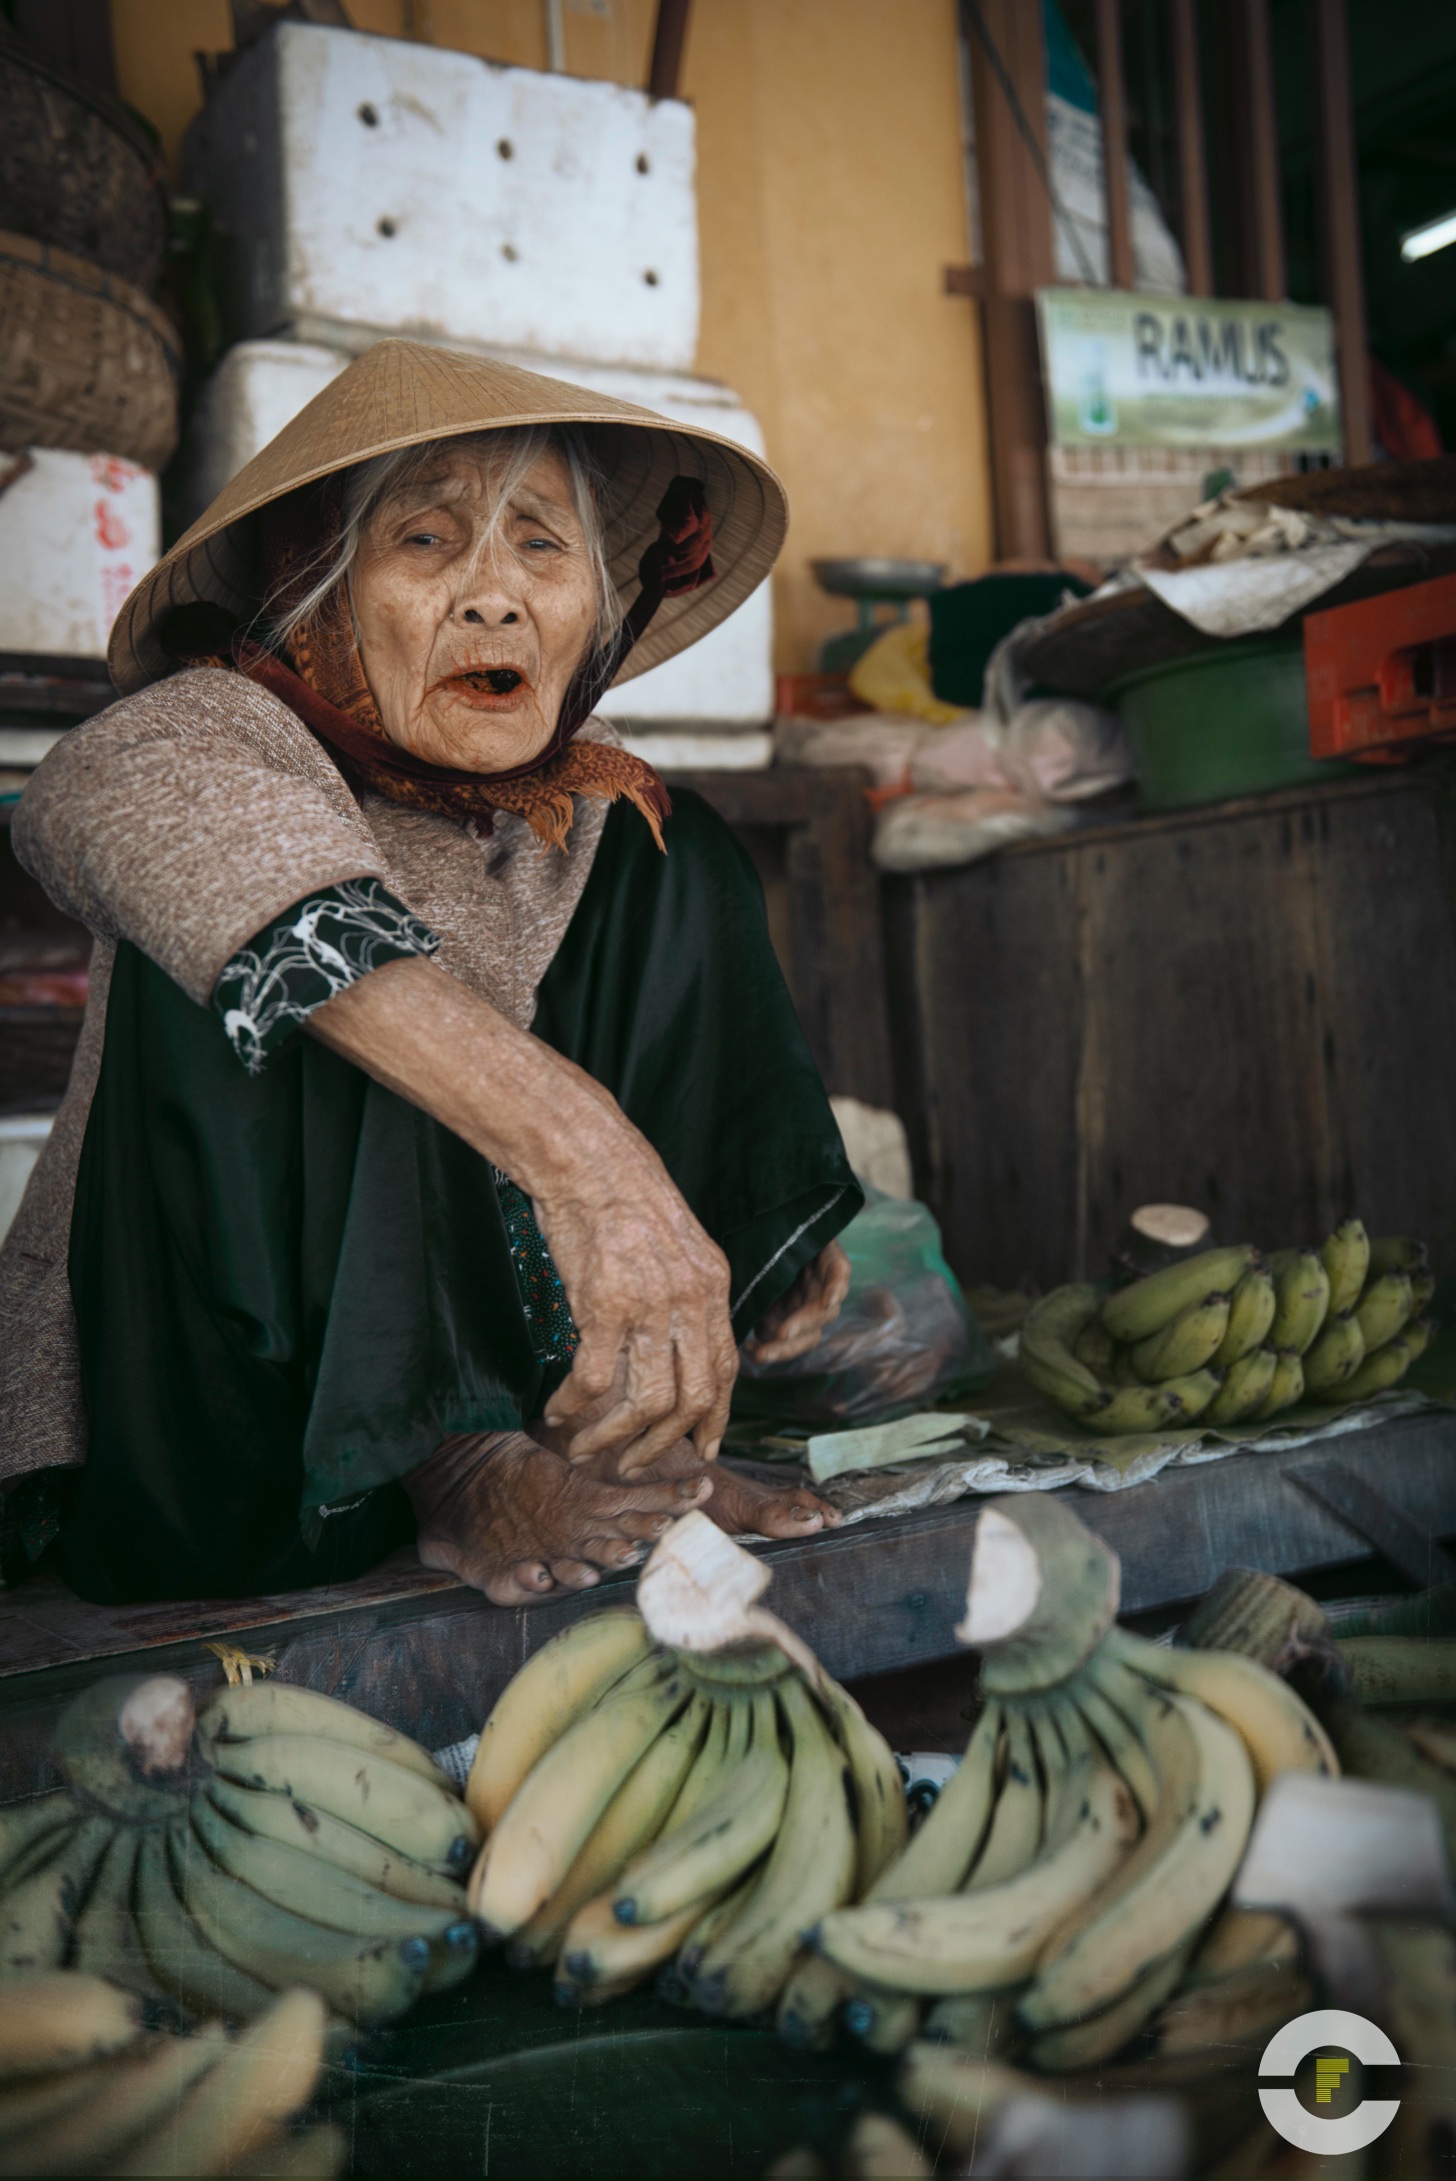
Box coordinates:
[349,441,601,772]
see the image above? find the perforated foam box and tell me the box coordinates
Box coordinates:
[183,22,700,372]
[0,449,158,661]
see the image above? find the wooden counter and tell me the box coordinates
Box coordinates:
[4,1408,1455,1801]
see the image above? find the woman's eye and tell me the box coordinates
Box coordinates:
[405,531,444,548]
[521,534,560,553]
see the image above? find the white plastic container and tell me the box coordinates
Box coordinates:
[0,449,159,661]
[185,339,774,730]
[0,1115,51,1248]
[183,22,699,372]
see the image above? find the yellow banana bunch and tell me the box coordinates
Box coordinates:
[0,1669,478,2029]
[466,1522,906,2021]
[0,1975,341,2177]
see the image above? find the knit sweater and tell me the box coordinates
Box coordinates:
[0,667,616,1484]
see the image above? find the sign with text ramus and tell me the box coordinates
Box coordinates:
[1037,289,1342,453]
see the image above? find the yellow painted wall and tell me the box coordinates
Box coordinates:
[112,0,992,668]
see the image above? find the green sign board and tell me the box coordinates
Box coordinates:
[1036,289,1342,453]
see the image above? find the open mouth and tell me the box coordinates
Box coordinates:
[452,667,524,695]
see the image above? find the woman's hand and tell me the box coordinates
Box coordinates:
[742,1240,852,1365]
[308,955,737,1471]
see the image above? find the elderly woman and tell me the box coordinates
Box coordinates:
[0,342,860,1606]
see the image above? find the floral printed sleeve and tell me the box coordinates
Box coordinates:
[212,877,440,1073]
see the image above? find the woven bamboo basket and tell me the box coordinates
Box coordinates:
[0,31,168,294]
[0,230,180,472]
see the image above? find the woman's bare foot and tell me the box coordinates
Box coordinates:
[627,1441,843,1541]
[404,1431,711,1605]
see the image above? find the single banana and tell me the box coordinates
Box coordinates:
[1108,1627,1337,1795]
[559,1889,707,1998]
[692,1677,858,2019]
[1354,1269,1414,1354]
[1025,1937,1192,2072]
[466,1607,653,1832]
[0,1817,109,1974]
[508,1691,708,1968]
[843,1987,923,2055]
[822,1681,909,1893]
[777,1950,856,2051]
[1081,1368,1221,1435]
[0,1969,144,2079]
[1044,1692,1096,1769]
[1022,1704,1070,1850]
[1019,1688,1256,2031]
[614,1690,788,1926]
[1302,1308,1365,1396]
[67,1828,165,1997]
[1213,1264,1276,1367]
[1368,1234,1428,1279]
[174,1816,432,2025]
[816,1760,1137,1994]
[966,1709,1042,1886]
[1018,1286,1112,1422]
[1338,1332,1419,1403]
[7,2021,228,2177]
[470,1665,690,1936]
[1250,1348,1304,1420]
[1130,1291,1231,1383]
[209,1734,478,1872]
[110,1987,327,2181]
[1268,1248,1331,1355]
[133,1826,276,2023]
[1061,1669,1159,1827]
[1203,1346,1278,1426]
[1406,1315,1435,1364]
[190,1791,468,1951]
[921,1991,1018,2053]
[0,1796,77,1891]
[1101,1247,1255,1344]
[203,1774,467,1911]
[676,1867,760,1985]
[200,1682,451,1791]
[1321,1219,1371,1317]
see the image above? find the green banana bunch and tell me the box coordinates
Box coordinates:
[1018,1285,1114,1423]
[1268,1248,1331,1354]
[0,1668,480,2029]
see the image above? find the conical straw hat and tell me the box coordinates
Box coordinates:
[108,339,788,696]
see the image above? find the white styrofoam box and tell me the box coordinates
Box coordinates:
[185,340,774,727]
[183,23,699,371]
[0,1116,51,1250]
[620,729,772,771]
[0,450,159,661]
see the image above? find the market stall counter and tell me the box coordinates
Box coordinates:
[5,1403,1456,1803]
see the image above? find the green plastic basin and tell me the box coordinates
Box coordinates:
[1104,635,1356,811]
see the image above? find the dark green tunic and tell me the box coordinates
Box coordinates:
[57,792,860,1603]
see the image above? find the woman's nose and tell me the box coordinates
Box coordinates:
[462,606,516,624]
[453,558,525,627]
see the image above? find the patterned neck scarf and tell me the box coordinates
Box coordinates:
[184,473,717,854]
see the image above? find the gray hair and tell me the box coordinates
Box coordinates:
[261,422,621,655]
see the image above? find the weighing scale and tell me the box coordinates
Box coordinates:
[811,556,945,673]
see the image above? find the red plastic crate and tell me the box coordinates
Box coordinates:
[1305,570,1456,760]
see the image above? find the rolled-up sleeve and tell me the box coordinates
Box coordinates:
[12,668,394,1006]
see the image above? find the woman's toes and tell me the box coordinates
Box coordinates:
[483,1561,558,1606]
[580,1536,645,1570]
[547,1559,602,1590]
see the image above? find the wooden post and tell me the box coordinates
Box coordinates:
[1094,0,1134,289]
[647,0,692,101]
[1169,0,1214,295]
[1309,0,1371,468]
[1234,0,1286,300]
[964,0,1056,560]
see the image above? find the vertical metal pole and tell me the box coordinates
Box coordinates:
[1094,0,1135,288]
[647,0,693,100]
[966,0,1056,560]
[1236,0,1286,300]
[1169,0,1214,295]
[1309,0,1371,466]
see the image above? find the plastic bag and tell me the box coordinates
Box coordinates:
[847,621,966,726]
[733,1187,996,1426]
[872,788,1075,872]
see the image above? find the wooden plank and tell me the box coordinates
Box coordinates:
[963,0,1055,560]
[1234,0,1287,302]
[1308,0,1372,467]
[886,770,1456,1287]
[1094,0,1135,291]
[5,1412,1455,1802]
[1169,0,1214,297]
[647,0,692,101]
